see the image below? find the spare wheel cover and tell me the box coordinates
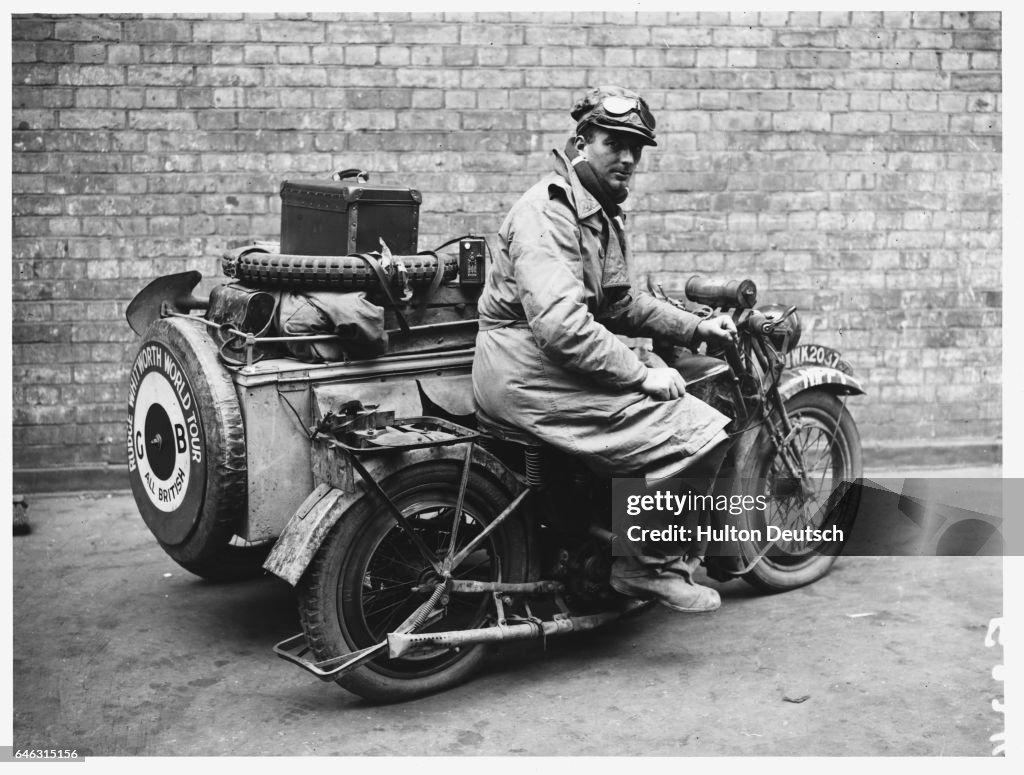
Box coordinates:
[126,317,245,551]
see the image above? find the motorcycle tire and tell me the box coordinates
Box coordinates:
[731,389,862,592]
[127,316,267,582]
[297,460,529,703]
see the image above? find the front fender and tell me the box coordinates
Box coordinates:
[263,443,523,586]
[718,362,864,488]
[777,364,866,403]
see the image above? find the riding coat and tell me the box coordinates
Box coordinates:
[472,149,729,475]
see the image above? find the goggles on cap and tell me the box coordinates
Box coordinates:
[596,95,656,131]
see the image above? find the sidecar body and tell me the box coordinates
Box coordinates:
[126,292,484,582]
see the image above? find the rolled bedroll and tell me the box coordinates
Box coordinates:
[222,243,460,290]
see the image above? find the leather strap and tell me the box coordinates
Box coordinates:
[352,252,410,333]
[332,169,370,182]
[418,250,445,307]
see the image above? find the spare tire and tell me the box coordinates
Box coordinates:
[126,316,267,581]
[223,248,459,289]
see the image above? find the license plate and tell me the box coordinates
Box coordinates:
[786,344,853,375]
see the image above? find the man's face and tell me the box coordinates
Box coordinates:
[576,127,645,197]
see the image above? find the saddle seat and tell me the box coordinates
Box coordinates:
[474,410,545,449]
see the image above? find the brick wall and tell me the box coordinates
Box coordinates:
[12,11,1002,483]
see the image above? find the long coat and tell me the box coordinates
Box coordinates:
[472,150,729,475]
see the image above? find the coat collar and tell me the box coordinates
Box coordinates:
[548,149,628,230]
[548,148,603,220]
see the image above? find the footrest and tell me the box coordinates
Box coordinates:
[273,633,386,682]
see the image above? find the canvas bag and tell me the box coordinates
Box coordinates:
[277,290,388,362]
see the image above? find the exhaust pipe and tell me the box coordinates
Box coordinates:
[387,601,647,658]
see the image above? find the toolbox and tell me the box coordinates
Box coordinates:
[280,170,422,256]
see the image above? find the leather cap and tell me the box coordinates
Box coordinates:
[571,85,658,146]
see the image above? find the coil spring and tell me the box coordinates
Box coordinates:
[477,437,499,454]
[406,583,447,632]
[525,446,545,489]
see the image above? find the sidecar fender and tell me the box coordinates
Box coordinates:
[263,444,522,586]
[777,364,866,404]
[263,483,350,586]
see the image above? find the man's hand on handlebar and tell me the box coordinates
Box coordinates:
[640,367,688,401]
[696,315,737,345]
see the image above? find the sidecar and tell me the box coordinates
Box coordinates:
[126,170,499,583]
[126,267,489,582]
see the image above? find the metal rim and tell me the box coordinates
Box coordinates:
[758,405,853,562]
[341,495,502,679]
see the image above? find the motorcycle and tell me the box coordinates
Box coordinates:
[268,274,864,703]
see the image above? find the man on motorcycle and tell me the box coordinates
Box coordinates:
[472,85,737,613]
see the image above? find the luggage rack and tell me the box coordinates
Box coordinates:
[215,320,479,368]
[317,413,484,561]
[312,407,493,573]
[321,415,481,455]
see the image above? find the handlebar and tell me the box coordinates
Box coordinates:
[653,274,798,348]
[685,276,758,309]
[739,305,798,337]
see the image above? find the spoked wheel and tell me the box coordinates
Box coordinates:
[733,389,862,592]
[297,460,528,703]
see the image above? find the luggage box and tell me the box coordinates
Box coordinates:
[280,177,422,256]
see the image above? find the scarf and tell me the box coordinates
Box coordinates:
[562,138,627,218]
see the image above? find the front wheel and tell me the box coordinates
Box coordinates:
[732,389,862,592]
[297,461,529,703]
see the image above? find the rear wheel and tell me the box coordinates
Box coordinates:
[297,461,529,703]
[733,390,862,592]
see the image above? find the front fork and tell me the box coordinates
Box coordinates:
[759,370,849,508]
[734,334,811,488]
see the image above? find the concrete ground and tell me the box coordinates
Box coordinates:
[9,466,1005,759]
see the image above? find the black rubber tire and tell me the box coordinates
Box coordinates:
[126,316,264,582]
[297,460,529,703]
[228,250,458,289]
[732,389,862,592]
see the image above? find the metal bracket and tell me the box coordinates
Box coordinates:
[274,593,446,682]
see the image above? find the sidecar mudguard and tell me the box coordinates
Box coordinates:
[777,364,865,403]
[263,444,523,586]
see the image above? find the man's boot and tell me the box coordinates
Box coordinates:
[609,555,720,613]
